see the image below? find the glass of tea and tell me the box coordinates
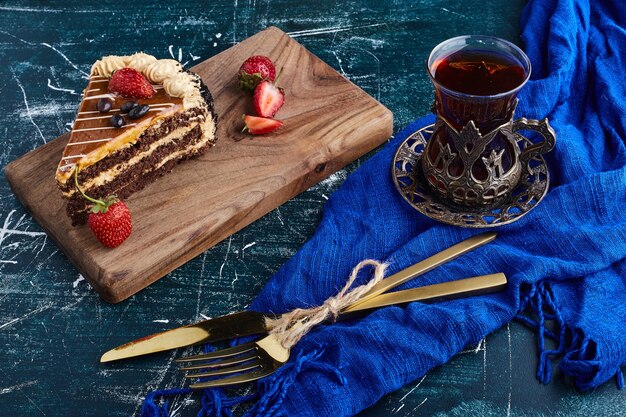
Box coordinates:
[421,35,555,207]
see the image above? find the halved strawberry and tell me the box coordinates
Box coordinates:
[253,80,285,118]
[242,115,284,135]
[108,68,156,99]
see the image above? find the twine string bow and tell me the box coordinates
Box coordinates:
[264,259,389,349]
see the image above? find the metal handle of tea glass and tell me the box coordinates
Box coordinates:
[514,117,557,167]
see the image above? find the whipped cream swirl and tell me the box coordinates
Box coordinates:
[163,72,198,98]
[144,59,183,84]
[90,55,129,77]
[126,52,157,73]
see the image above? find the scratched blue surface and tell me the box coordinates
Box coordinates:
[0,1,623,416]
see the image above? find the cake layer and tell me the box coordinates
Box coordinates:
[66,117,214,225]
[62,107,212,195]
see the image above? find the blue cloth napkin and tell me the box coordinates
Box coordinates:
[142,0,626,415]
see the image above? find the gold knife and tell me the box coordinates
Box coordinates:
[101,272,505,363]
[100,310,267,363]
[101,233,497,363]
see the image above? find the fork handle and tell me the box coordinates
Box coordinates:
[339,273,507,316]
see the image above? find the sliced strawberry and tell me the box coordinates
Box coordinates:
[108,68,156,99]
[242,115,284,135]
[253,80,285,118]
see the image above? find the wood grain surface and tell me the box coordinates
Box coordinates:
[4,26,393,303]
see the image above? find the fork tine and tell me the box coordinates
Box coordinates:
[174,342,256,363]
[184,360,263,379]
[188,367,277,389]
[181,333,289,389]
[178,350,259,371]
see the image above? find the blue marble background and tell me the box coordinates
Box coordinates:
[0,1,622,415]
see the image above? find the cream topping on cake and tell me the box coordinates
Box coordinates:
[89,53,200,106]
[144,59,183,84]
[163,72,198,98]
[126,52,157,73]
[90,55,129,77]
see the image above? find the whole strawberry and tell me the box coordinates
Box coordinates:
[74,168,132,248]
[238,55,276,93]
[108,68,156,99]
[88,197,132,248]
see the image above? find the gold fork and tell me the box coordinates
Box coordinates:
[101,233,496,363]
[176,272,507,389]
[177,331,290,388]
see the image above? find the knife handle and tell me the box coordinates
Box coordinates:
[346,232,497,311]
[339,273,507,316]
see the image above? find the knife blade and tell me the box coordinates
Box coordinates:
[100,310,268,362]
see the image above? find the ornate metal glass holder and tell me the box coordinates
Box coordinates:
[421,107,556,207]
[392,123,553,228]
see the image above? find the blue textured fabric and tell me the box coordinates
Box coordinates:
[142,0,626,415]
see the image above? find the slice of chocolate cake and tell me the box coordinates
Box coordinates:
[56,53,217,225]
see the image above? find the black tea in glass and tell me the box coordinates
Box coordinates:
[432,50,526,96]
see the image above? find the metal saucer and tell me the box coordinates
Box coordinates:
[392,124,551,228]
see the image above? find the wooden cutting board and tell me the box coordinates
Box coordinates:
[4,26,393,303]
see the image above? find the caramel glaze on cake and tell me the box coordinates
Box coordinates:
[56,54,217,226]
